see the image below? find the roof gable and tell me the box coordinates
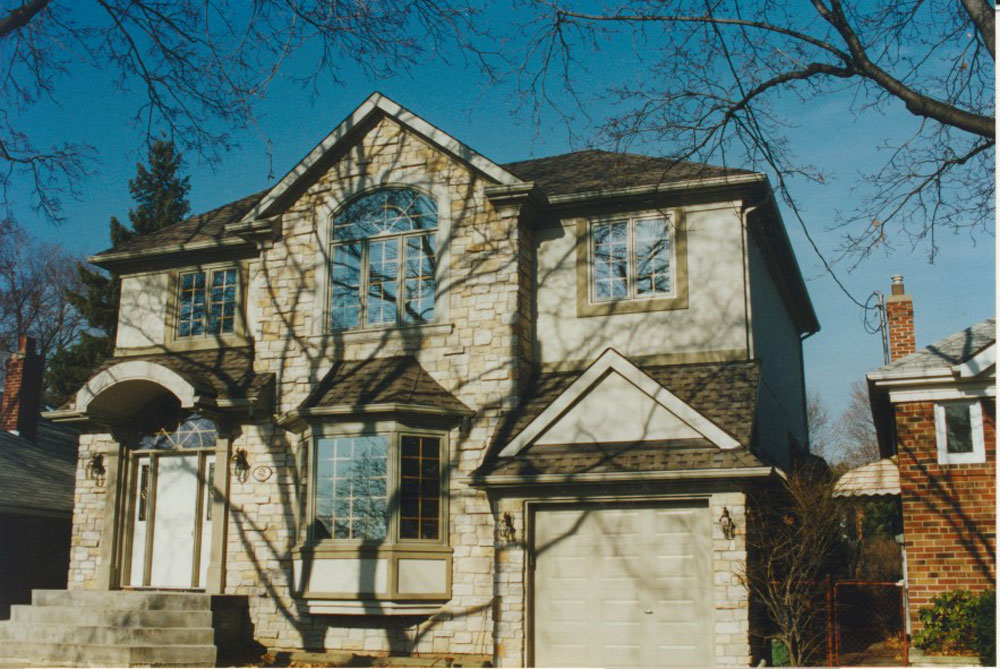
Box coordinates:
[498,349,741,458]
[243,92,521,223]
[870,318,996,380]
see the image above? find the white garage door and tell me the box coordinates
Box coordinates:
[533,502,713,668]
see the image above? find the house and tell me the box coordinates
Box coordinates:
[860,277,995,632]
[2,93,818,667]
[0,337,78,619]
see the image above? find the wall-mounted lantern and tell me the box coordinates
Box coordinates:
[720,507,738,540]
[232,448,250,483]
[86,453,106,486]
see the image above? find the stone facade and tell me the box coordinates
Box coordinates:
[894,399,997,630]
[56,97,817,667]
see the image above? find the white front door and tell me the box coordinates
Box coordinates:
[532,502,714,668]
[126,452,212,589]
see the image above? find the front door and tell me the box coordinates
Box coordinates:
[124,451,213,589]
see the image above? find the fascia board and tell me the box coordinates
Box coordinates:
[955,343,996,378]
[88,237,251,267]
[543,172,767,206]
[497,348,740,458]
[240,92,521,224]
[469,465,775,488]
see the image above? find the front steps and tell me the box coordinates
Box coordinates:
[0,590,217,667]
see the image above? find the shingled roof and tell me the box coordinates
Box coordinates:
[93,190,267,258]
[873,318,995,376]
[502,149,752,197]
[92,150,752,261]
[65,347,273,411]
[476,360,762,480]
[301,356,471,415]
[0,421,77,515]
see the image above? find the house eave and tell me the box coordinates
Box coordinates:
[541,172,768,206]
[469,465,776,488]
[277,403,475,429]
[88,236,254,269]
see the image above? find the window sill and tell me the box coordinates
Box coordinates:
[317,322,453,345]
[115,333,251,356]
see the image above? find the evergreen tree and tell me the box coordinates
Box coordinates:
[46,140,190,404]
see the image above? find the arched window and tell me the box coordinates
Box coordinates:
[137,396,217,450]
[330,188,438,330]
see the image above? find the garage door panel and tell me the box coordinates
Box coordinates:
[534,503,713,668]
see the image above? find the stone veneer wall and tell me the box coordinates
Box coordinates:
[219,116,533,658]
[491,490,751,667]
[895,398,996,631]
[67,433,115,589]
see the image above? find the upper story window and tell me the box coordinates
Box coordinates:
[312,432,444,543]
[330,188,437,330]
[177,268,239,337]
[577,210,688,317]
[934,400,986,465]
[592,217,674,301]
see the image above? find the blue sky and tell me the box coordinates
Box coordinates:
[14,6,995,424]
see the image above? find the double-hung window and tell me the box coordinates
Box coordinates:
[934,400,986,465]
[177,268,239,338]
[330,189,437,330]
[312,432,444,543]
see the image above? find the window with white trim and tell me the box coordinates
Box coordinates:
[934,400,986,465]
[312,432,444,543]
[177,268,239,337]
[591,215,675,302]
[330,188,437,330]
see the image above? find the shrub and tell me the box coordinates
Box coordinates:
[913,590,980,654]
[974,590,995,666]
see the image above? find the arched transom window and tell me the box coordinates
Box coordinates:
[137,396,218,450]
[330,188,438,330]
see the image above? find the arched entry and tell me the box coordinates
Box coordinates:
[122,395,217,589]
[73,359,233,593]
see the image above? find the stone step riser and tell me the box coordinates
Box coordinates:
[32,589,211,611]
[9,604,213,628]
[0,622,214,646]
[0,641,215,667]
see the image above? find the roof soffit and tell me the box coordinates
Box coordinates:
[240,92,523,224]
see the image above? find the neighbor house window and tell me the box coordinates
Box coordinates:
[591,216,675,302]
[177,268,239,337]
[330,188,437,330]
[313,432,444,543]
[934,400,986,465]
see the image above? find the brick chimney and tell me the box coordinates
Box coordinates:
[886,275,916,361]
[1,336,44,442]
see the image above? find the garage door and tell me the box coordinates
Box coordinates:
[532,502,713,668]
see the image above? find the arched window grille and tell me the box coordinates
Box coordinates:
[330,188,438,329]
[137,396,217,450]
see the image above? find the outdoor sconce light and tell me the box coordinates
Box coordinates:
[720,507,737,540]
[500,512,517,544]
[232,448,250,483]
[86,454,106,486]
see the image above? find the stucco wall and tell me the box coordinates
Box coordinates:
[747,236,806,467]
[534,203,749,366]
[116,273,169,349]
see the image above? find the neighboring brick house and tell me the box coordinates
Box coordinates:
[0,337,79,618]
[865,277,995,631]
[2,93,819,667]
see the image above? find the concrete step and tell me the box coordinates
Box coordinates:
[0,640,215,667]
[9,604,213,628]
[0,621,214,645]
[32,589,211,611]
